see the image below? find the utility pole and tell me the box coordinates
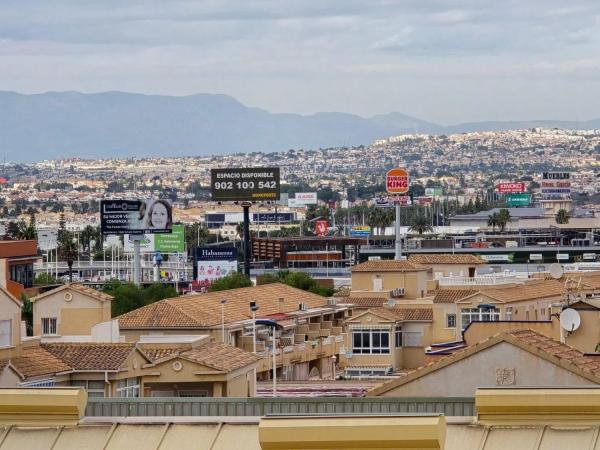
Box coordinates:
[242,202,252,277]
[394,202,402,260]
[132,235,143,287]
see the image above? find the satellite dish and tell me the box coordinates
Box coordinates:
[560,308,581,332]
[549,263,564,279]
[386,298,397,308]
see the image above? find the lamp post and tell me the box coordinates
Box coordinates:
[221,299,227,343]
[256,319,282,398]
[250,301,258,353]
[331,355,337,380]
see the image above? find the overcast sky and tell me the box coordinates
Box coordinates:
[2,0,600,124]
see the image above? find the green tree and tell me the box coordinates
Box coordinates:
[34,273,60,285]
[208,272,253,292]
[58,229,78,283]
[556,209,569,224]
[408,209,434,235]
[496,209,511,232]
[368,208,393,235]
[488,212,499,232]
[104,281,178,316]
[21,294,33,336]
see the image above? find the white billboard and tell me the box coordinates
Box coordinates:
[293,192,317,205]
[38,229,58,251]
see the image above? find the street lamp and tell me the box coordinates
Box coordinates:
[256,319,282,397]
[250,301,258,353]
[331,355,337,380]
[221,299,227,343]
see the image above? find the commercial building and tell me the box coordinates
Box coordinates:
[252,236,366,270]
[0,239,39,298]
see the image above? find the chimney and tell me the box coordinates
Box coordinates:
[278,297,285,313]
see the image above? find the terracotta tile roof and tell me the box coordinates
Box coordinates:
[433,289,479,304]
[408,254,486,265]
[137,345,184,362]
[180,341,261,372]
[368,328,600,396]
[370,307,433,322]
[480,280,565,303]
[119,283,329,329]
[41,343,135,371]
[344,297,390,308]
[507,329,600,376]
[350,260,428,272]
[32,283,113,303]
[10,346,72,378]
[350,306,433,322]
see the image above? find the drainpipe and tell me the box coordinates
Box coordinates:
[104,371,111,397]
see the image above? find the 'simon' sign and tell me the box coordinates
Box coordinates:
[210,168,280,202]
[386,168,409,194]
[496,182,525,193]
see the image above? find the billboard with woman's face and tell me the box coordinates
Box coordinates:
[100,199,173,235]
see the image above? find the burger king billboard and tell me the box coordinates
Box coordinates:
[386,168,410,194]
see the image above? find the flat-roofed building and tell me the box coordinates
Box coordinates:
[0,239,39,298]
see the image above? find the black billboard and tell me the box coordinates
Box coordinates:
[210,168,280,202]
[100,199,172,235]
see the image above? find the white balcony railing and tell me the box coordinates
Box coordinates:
[438,273,525,286]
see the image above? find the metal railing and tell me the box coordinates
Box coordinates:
[86,396,476,417]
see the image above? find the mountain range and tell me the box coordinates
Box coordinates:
[1,91,599,163]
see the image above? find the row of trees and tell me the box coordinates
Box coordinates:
[208,270,335,297]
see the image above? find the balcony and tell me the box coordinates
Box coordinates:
[254,333,347,374]
[437,272,526,286]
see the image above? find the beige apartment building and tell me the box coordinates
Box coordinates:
[0,286,23,361]
[408,253,486,278]
[30,284,112,337]
[0,283,260,397]
[117,283,351,381]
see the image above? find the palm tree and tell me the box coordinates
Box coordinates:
[409,209,434,235]
[487,212,499,232]
[368,208,394,235]
[556,209,569,224]
[497,209,511,232]
[58,230,78,283]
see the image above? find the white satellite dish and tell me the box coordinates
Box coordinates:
[560,308,581,332]
[386,298,397,308]
[549,263,564,279]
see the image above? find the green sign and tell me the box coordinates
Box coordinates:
[506,193,530,207]
[155,224,185,253]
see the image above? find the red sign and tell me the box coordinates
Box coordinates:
[315,220,328,237]
[386,168,410,194]
[415,196,433,205]
[496,182,525,193]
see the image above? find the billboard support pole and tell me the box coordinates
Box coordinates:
[132,235,142,287]
[242,202,251,278]
[394,203,402,260]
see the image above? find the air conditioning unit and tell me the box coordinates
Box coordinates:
[327,298,337,306]
[391,288,405,298]
[368,256,382,261]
